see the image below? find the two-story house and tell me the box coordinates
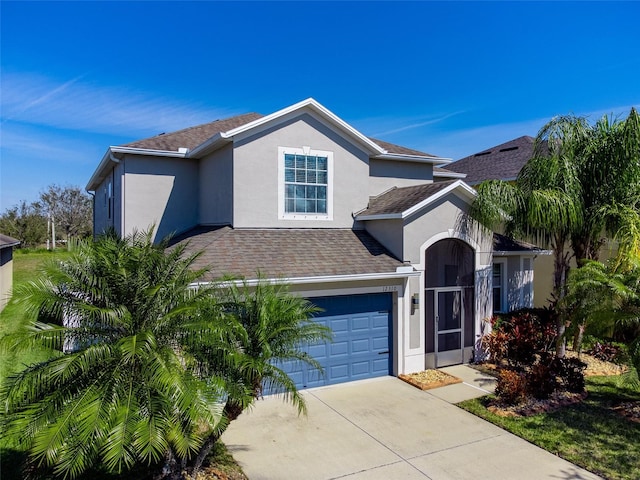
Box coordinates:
[86,98,544,389]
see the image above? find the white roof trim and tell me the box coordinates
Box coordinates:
[189,98,386,158]
[494,250,553,257]
[191,270,420,289]
[356,180,477,221]
[86,146,190,191]
[434,170,467,179]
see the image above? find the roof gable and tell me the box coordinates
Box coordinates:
[356,180,476,220]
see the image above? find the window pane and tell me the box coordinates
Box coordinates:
[295,155,306,169]
[306,199,316,213]
[317,171,327,184]
[285,199,295,212]
[317,199,326,213]
[285,168,295,182]
[295,198,306,212]
[296,169,306,182]
[307,186,317,199]
[285,184,295,198]
[493,288,502,312]
[306,156,316,170]
[317,186,326,200]
[307,170,317,183]
[317,156,327,170]
[295,185,306,199]
[284,154,295,168]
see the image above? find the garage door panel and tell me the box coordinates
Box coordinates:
[372,313,389,328]
[330,341,349,356]
[351,316,371,332]
[372,336,389,350]
[307,343,328,358]
[351,338,371,353]
[373,358,389,373]
[330,318,349,333]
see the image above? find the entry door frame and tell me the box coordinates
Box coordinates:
[430,286,465,367]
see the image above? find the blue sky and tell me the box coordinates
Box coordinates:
[1,1,639,209]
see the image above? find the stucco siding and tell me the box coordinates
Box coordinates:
[93,161,125,237]
[199,144,233,225]
[363,219,404,261]
[403,193,492,266]
[369,159,433,196]
[232,113,370,228]
[93,174,110,236]
[123,155,199,241]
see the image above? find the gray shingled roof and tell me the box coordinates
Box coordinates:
[121,112,442,159]
[357,180,458,217]
[122,113,263,151]
[0,234,20,249]
[368,137,437,157]
[447,136,539,185]
[169,227,403,281]
[493,233,549,253]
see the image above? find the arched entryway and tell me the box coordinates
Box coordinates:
[425,239,475,367]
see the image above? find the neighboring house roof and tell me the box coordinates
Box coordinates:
[169,226,404,282]
[493,233,551,255]
[0,234,20,249]
[356,180,476,220]
[446,136,540,185]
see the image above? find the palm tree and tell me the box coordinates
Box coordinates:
[189,278,332,473]
[564,254,640,384]
[2,230,229,479]
[469,108,640,356]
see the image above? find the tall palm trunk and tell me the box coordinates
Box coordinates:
[552,234,572,358]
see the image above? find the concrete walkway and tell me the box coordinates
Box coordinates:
[222,367,601,480]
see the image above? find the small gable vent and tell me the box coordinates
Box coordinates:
[475,151,492,157]
[499,146,519,152]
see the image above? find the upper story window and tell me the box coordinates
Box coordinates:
[278,146,333,220]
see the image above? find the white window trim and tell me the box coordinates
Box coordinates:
[277,145,334,221]
[492,258,508,314]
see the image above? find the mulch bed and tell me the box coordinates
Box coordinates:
[399,369,462,390]
[477,351,634,420]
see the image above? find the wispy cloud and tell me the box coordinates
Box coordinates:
[0,72,235,137]
[369,111,466,137]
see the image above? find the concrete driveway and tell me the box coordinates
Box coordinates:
[222,368,601,480]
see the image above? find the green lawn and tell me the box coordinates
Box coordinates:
[458,376,640,480]
[0,250,71,381]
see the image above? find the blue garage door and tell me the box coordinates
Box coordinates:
[281,293,392,389]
